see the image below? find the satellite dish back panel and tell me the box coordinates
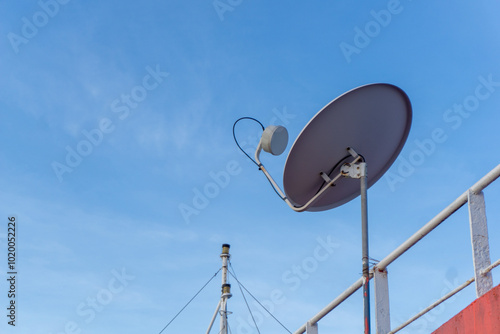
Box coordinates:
[283,83,412,211]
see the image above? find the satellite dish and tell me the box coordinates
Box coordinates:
[235,83,412,334]
[283,83,412,211]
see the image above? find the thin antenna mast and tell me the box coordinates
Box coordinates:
[220,244,232,334]
[206,244,232,334]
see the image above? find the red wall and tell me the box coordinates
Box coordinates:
[432,283,500,334]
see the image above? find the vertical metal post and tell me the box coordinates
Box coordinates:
[220,244,231,334]
[468,191,493,297]
[360,164,371,334]
[306,321,318,334]
[374,269,390,334]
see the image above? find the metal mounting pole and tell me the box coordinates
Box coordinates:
[360,164,371,334]
[340,156,370,334]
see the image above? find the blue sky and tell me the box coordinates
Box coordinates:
[1,1,500,333]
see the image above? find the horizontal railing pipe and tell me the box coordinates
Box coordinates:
[481,258,500,276]
[293,277,365,334]
[469,164,500,194]
[377,164,500,271]
[388,277,476,333]
[292,164,500,334]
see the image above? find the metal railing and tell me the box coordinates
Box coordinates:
[294,164,500,334]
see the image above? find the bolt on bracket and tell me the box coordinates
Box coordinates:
[341,162,367,179]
